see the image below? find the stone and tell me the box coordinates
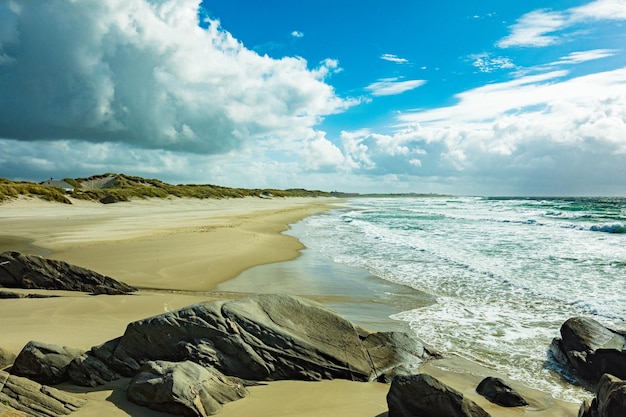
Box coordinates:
[108,294,432,382]
[67,354,120,387]
[0,370,86,416]
[127,360,248,416]
[476,376,528,407]
[11,341,84,385]
[578,373,626,417]
[550,317,626,383]
[0,251,136,295]
[387,373,490,417]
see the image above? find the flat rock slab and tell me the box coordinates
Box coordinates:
[109,294,432,382]
[0,251,136,295]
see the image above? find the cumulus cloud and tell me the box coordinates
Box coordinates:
[498,0,626,48]
[291,30,304,38]
[372,67,626,192]
[0,0,353,154]
[365,77,426,96]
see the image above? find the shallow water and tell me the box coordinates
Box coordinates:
[267,196,626,403]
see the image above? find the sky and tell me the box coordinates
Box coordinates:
[1,0,626,196]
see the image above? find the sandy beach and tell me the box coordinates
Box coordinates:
[0,196,579,417]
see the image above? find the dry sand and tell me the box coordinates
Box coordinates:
[0,196,579,417]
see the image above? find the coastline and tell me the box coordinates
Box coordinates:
[0,196,580,417]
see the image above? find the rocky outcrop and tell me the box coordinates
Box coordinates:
[476,376,528,407]
[7,294,435,416]
[11,341,84,385]
[579,374,626,417]
[0,370,86,416]
[105,294,432,382]
[550,317,626,383]
[387,373,490,417]
[0,251,136,295]
[127,360,248,416]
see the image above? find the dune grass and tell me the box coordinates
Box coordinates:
[0,174,332,204]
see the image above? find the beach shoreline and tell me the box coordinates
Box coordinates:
[0,196,580,417]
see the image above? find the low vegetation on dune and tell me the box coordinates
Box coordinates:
[0,173,332,204]
[0,178,72,204]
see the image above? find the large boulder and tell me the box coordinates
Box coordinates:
[0,370,86,416]
[579,374,626,417]
[11,341,84,385]
[387,373,490,417]
[0,251,136,295]
[127,360,248,416]
[476,376,528,407]
[549,317,626,383]
[108,294,432,382]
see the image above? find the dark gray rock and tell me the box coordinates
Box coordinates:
[0,290,56,299]
[67,354,120,387]
[476,376,528,407]
[0,251,136,295]
[109,294,431,382]
[387,373,490,417]
[0,369,86,416]
[550,317,626,383]
[127,360,248,416]
[578,374,626,417]
[11,341,84,385]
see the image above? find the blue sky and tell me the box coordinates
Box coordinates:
[1,0,626,195]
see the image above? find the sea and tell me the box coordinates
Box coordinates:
[221,196,626,403]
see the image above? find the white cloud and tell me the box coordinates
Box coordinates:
[380,53,409,64]
[291,30,304,38]
[0,0,353,154]
[497,9,567,48]
[384,67,626,191]
[366,77,427,96]
[498,0,626,48]
[302,133,349,171]
[553,49,617,64]
[471,53,516,73]
[570,0,626,20]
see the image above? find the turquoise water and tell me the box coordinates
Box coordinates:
[294,196,626,402]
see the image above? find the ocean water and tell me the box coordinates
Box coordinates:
[295,196,626,402]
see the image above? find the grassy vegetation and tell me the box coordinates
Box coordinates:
[0,174,332,204]
[0,178,72,204]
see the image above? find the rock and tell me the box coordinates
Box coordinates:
[11,341,84,385]
[0,347,16,369]
[99,195,117,204]
[109,294,431,382]
[67,354,120,387]
[476,376,528,407]
[387,373,490,417]
[578,374,626,417]
[0,369,86,416]
[0,251,137,295]
[550,317,626,383]
[127,360,248,416]
[0,290,56,299]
